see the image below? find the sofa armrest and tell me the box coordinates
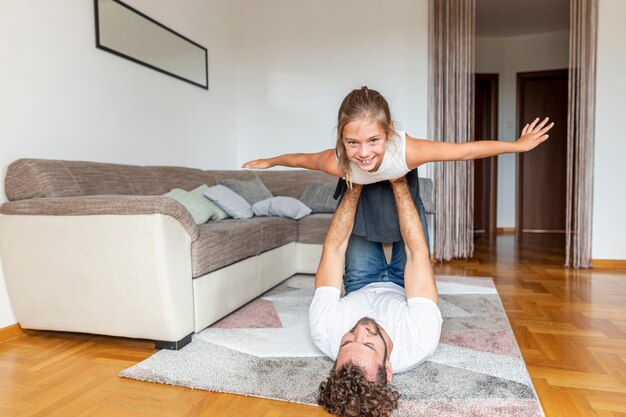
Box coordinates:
[0,195,199,241]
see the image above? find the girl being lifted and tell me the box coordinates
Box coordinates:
[242,86,553,187]
[243,86,553,293]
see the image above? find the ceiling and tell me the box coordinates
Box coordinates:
[476,0,570,37]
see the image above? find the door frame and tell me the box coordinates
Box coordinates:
[515,69,569,238]
[475,73,499,238]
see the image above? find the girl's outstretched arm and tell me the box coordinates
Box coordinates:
[406,117,554,168]
[242,149,342,177]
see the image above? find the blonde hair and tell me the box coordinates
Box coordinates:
[336,87,396,187]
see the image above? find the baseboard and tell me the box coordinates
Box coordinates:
[0,323,23,342]
[497,227,515,234]
[592,259,626,269]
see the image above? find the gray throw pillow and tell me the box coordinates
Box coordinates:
[220,177,273,205]
[299,181,338,213]
[418,178,435,214]
[203,185,253,219]
[252,197,312,220]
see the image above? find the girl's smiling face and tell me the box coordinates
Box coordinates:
[342,117,388,172]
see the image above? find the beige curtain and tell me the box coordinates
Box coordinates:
[428,0,475,261]
[565,0,597,268]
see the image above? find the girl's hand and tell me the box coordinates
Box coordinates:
[516,117,554,152]
[241,159,273,169]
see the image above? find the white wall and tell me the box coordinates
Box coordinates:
[476,31,569,228]
[0,0,239,327]
[234,0,430,177]
[3,0,619,331]
[593,0,626,260]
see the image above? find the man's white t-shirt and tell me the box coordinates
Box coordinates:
[309,282,443,374]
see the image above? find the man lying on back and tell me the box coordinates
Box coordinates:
[309,177,442,417]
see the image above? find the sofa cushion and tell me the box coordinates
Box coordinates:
[249,216,298,253]
[207,170,258,185]
[190,217,297,277]
[297,213,333,244]
[4,159,83,200]
[255,171,337,199]
[191,220,263,277]
[220,177,273,205]
[0,195,199,241]
[148,166,217,195]
[299,181,338,213]
[3,159,216,201]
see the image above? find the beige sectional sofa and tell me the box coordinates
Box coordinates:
[0,158,337,349]
[0,158,433,350]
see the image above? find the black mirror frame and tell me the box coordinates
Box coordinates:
[94,0,209,89]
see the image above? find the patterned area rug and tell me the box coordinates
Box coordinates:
[121,275,544,417]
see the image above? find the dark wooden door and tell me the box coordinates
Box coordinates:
[516,69,568,234]
[474,74,498,238]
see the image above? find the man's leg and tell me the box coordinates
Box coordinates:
[388,194,430,287]
[343,234,388,294]
[390,178,438,303]
[314,185,363,290]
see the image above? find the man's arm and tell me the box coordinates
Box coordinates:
[390,178,438,303]
[314,184,362,289]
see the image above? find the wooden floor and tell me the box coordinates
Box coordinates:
[1,233,625,416]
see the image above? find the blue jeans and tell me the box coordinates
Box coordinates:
[343,198,430,294]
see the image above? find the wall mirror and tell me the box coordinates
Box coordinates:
[95,0,208,89]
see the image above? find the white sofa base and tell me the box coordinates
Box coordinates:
[296,243,323,274]
[0,213,325,347]
[0,214,195,342]
[193,242,300,332]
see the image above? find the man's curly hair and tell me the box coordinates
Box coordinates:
[317,362,400,417]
